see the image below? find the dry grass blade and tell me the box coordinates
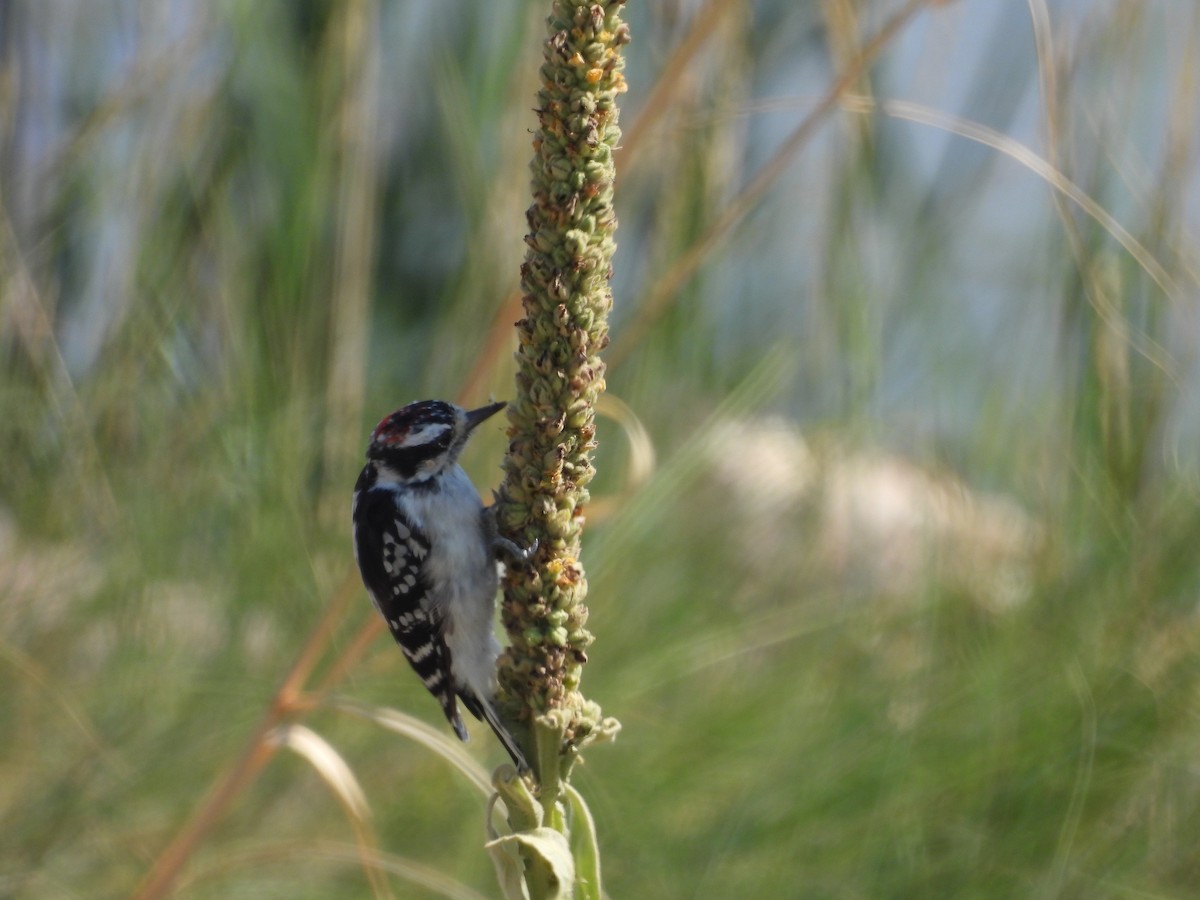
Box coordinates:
[596,393,655,490]
[266,724,391,899]
[0,211,118,523]
[132,572,362,900]
[31,15,210,184]
[0,639,128,777]
[586,393,656,521]
[329,697,493,797]
[322,0,382,500]
[266,724,371,822]
[455,289,525,405]
[607,0,935,368]
[840,94,1183,379]
[616,0,739,174]
[174,840,491,900]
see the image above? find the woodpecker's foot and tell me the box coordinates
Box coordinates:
[493,536,538,564]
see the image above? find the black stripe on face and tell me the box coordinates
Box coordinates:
[367,401,459,476]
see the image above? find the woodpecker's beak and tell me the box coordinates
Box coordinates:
[464,400,507,433]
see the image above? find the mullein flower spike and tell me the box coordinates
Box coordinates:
[497,0,628,759]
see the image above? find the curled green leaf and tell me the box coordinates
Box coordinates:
[485,828,575,900]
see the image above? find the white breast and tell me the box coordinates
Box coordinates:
[395,465,502,698]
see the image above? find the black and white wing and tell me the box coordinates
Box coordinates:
[352,483,468,740]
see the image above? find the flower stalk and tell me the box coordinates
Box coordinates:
[496,0,628,778]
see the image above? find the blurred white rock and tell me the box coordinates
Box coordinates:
[705,417,1040,612]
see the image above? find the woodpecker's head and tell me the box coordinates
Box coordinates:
[366,399,506,482]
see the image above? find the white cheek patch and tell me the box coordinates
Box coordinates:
[401,422,451,447]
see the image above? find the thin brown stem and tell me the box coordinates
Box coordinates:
[132,571,360,900]
[311,608,385,697]
[607,0,935,369]
[615,0,738,175]
[133,729,280,900]
[322,0,382,504]
[456,288,525,404]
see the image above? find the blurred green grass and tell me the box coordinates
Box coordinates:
[3,1,1200,897]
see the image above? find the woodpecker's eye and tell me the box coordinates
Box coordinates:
[427,427,454,451]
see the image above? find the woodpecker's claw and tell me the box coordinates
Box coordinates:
[494,535,538,564]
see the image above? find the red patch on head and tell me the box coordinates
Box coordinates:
[371,413,408,446]
[368,401,456,450]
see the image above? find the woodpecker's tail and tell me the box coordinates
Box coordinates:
[459,690,529,771]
